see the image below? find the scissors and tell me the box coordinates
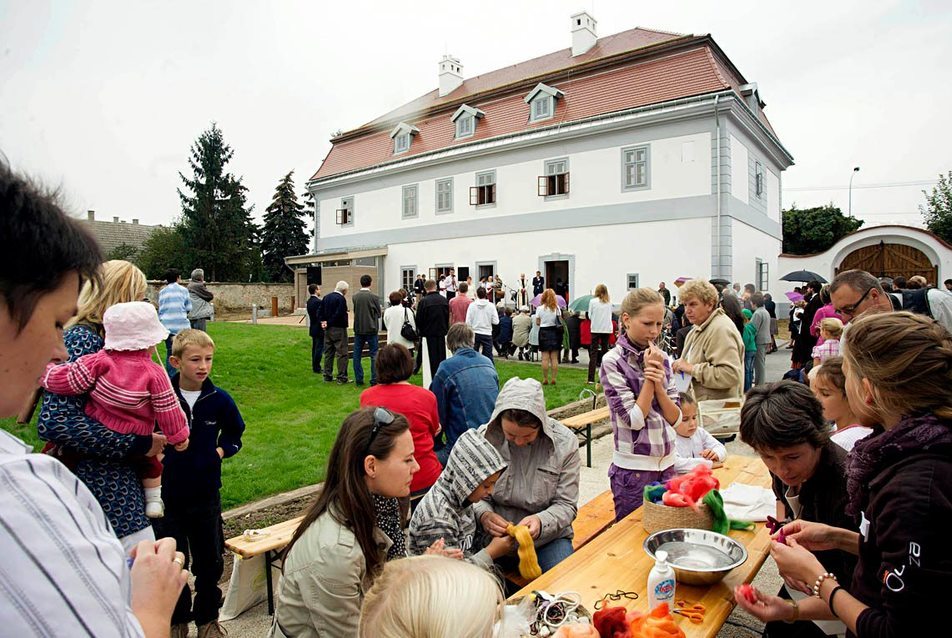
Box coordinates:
[673,600,705,624]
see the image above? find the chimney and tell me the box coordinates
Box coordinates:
[438,54,463,97]
[113,216,119,223]
[132,219,139,225]
[87,210,95,221]
[571,11,597,56]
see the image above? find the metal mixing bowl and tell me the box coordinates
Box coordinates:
[643,528,748,586]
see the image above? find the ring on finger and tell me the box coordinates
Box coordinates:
[173,557,185,568]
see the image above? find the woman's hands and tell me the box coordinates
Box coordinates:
[779,520,840,552]
[480,511,513,538]
[672,359,694,375]
[129,538,188,636]
[770,538,827,587]
[517,515,542,539]
[146,433,168,457]
[733,585,797,623]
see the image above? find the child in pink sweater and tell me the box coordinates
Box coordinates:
[42,301,189,518]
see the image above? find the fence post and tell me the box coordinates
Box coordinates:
[271,296,279,318]
[252,304,258,325]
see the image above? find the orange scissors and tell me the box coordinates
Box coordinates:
[673,600,705,624]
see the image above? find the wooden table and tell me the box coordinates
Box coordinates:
[512,455,772,638]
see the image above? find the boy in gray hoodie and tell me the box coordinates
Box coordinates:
[408,429,512,569]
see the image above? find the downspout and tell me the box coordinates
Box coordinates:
[714,94,722,279]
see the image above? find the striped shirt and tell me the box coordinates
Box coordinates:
[42,349,189,444]
[0,429,144,637]
[158,283,192,334]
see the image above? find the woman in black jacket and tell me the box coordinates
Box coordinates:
[740,381,856,638]
[735,312,952,636]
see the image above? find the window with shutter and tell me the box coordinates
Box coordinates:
[402,185,418,219]
[622,145,650,190]
[336,196,354,226]
[435,178,453,213]
[473,171,496,206]
[540,158,569,197]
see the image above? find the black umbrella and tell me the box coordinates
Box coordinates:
[709,277,730,285]
[780,270,827,284]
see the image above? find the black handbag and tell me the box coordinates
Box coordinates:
[400,308,419,342]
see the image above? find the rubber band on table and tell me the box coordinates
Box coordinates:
[594,590,639,610]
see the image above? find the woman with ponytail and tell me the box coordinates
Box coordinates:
[734,312,952,635]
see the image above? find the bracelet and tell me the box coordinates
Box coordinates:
[782,598,800,624]
[827,585,844,618]
[813,572,838,598]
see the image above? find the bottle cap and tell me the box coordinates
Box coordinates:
[656,550,668,563]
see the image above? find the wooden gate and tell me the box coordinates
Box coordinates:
[836,241,937,282]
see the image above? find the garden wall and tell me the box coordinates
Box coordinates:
[147,281,296,318]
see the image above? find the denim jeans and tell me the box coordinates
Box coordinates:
[535,537,574,573]
[352,333,379,385]
[744,350,756,392]
[164,335,176,376]
[474,333,494,360]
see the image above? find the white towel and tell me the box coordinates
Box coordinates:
[720,482,775,522]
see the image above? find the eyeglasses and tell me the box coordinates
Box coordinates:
[364,407,395,456]
[836,287,874,317]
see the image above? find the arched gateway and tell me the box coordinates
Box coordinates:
[836,240,937,282]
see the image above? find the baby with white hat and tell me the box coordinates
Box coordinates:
[42,301,190,518]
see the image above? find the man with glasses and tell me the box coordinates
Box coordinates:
[830,269,952,333]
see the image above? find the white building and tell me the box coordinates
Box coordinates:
[287,13,793,305]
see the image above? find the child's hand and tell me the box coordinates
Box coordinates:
[700,449,718,460]
[173,439,189,452]
[216,447,224,459]
[486,534,516,560]
[643,360,665,386]
[645,344,665,367]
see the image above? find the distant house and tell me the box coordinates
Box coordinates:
[287,11,793,306]
[80,210,159,257]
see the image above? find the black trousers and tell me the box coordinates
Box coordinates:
[153,495,224,626]
[588,334,611,382]
[311,332,325,372]
[474,333,493,360]
[424,335,446,376]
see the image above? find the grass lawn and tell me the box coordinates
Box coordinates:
[1,322,591,509]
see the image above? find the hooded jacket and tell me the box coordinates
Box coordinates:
[472,378,580,546]
[408,429,506,569]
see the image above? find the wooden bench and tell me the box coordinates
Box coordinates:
[560,406,610,468]
[504,488,616,589]
[224,516,304,615]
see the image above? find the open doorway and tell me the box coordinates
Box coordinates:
[545,260,570,302]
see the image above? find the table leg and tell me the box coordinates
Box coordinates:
[586,424,592,468]
[265,549,275,615]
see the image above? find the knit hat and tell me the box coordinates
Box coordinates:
[103,301,169,351]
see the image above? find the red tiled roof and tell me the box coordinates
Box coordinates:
[312,26,776,181]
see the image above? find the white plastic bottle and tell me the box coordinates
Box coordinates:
[647,549,677,610]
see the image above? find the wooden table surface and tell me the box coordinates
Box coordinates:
[512,455,773,638]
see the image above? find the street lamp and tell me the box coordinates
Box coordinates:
[848,166,860,218]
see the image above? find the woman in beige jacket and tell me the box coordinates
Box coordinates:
[672,279,745,401]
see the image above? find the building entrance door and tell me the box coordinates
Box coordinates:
[545,260,569,301]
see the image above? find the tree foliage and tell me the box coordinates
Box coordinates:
[178,123,259,281]
[920,171,952,243]
[136,225,188,280]
[260,171,309,282]
[781,204,864,255]
[106,243,139,262]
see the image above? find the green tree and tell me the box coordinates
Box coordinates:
[136,225,187,280]
[106,243,139,262]
[177,123,259,281]
[920,171,952,242]
[782,204,864,255]
[260,171,309,282]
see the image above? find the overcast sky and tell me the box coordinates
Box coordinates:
[2,0,950,230]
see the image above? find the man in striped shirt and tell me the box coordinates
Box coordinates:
[1,161,187,637]
[158,269,192,376]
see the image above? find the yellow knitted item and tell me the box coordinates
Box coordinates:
[506,523,542,580]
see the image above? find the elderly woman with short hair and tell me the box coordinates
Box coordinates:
[672,279,744,401]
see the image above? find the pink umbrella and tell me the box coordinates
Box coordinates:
[530,293,567,308]
[785,291,804,303]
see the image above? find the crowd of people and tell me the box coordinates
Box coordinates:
[3,156,952,638]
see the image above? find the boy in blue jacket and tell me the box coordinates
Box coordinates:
[156,329,245,638]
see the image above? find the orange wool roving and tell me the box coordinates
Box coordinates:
[506,523,542,580]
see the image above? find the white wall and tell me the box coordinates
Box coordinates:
[315,130,712,240]
[766,169,781,223]
[731,217,780,292]
[730,134,749,205]
[384,217,713,302]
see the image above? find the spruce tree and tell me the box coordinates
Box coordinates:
[260,171,309,282]
[177,123,258,281]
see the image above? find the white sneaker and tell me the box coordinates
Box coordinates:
[145,498,165,519]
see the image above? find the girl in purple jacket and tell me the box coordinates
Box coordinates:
[599,288,682,520]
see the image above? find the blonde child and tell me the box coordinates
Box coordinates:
[42,301,189,517]
[600,288,682,520]
[811,317,843,367]
[809,356,872,451]
[673,393,726,473]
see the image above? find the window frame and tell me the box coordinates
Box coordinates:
[401,266,416,293]
[435,177,454,214]
[538,157,570,199]
[627,273,640,290]
[455,114,474,139]
[621,145,651,191]
[336,195,354,227]
[530,95,554,122]
[394,132,410,155]
[755,161,765,198]
[756,259,769,292]
[401,184,418,219]
[470,170,497,207]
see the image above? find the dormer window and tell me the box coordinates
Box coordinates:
[451,104,484,140]
[389,122,419,155]
[524,83,564,123]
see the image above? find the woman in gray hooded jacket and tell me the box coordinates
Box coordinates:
[472,377,581,573]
